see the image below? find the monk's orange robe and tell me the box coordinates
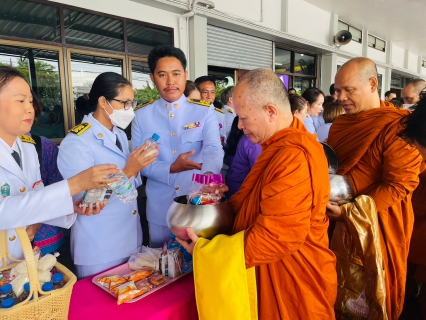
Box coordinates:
[230,118,337,319]
[327,101,423,319]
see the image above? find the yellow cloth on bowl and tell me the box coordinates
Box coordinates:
[193,231,257,320]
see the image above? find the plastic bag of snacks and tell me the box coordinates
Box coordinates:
[187,174,224,205]
[124,268,154,282]
[115,281,145,305]
[128,247,161,271]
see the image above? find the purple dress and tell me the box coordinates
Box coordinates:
[225,135,261,198]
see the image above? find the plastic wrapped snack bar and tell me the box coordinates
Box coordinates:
[115,281,145,305]
[187,174,224,205]
[135,278,153,295]
[149,273,166,287]
[81,188,113,207]
[124,268,154,282]
[167,248,182,278]
[97,275,126,292]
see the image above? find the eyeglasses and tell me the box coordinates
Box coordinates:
[111,99,137,110]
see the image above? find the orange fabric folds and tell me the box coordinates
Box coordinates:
[230,117,337,319]
[328,101,423,319]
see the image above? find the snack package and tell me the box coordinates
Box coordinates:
[115,281,145,305]
[38,270,52,283]
[37,254,57,272]
[11,274,29,297]
[97,275,126,292]
[135,278,153,295]
[81,188,113,207]
[187,174,223,205]
[149,273,166,286]
[160,243,168,276]
[167,248,182,278]
[128,247,161,271]
[124,268,154,282]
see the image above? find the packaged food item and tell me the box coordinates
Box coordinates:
[124,268,154,282]
[37,254,57,272]
[97,275,126,291]
[10,274,29,298]
[134,279,153,295]
[128,247,161,271]
[167,248,182,278]
[82,188,113,207]
[149,273,166,287]
[160,243,168,276]
[187,174,223,205]
[38,270,52,284]
[115,281,144,305]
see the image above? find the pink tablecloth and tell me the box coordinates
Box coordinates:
[68,272,198,320]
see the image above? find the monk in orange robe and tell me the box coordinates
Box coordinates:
[327,57,423,319]
[179,69,337,319]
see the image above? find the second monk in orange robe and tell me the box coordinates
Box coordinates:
[327,57,423,319]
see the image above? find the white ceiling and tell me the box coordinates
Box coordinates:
[304,0,426,58]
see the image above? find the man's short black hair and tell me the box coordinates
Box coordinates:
[385,90,392,98]
[194,76,215,89]
[329,83,335,95]
[399,97,426,148]
[148,45,187,74]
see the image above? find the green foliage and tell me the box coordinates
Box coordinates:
[215,82,227,104]
[134,81,160,104]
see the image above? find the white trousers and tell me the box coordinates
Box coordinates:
[75,257,128,280]
[148,223,171,249]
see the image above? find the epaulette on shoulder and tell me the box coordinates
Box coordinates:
[227,108,234,114]
[215,107,225,114]
[135,99,155,111]
[69,122,91,136]
[188,99,211,107]
[19,135,35,144]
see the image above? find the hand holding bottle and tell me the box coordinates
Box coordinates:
[123,142,159,178]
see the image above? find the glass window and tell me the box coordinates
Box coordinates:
[275,48,291,73]
[277,74,291,91]
[368,35,375,47]
[127,22,173,55]
[0,0,61,42]
[131,60,158,104]
[63,9,124,52]
[337,21,347,33]
[376,39,385,51]
[70,53,123,124]
[0,44,64,138]
[349,26,362,43]
[294,53,315,76]
[294,77,314,95]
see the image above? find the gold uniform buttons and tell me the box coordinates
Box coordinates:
[169,113,174,118]
[165,104,169,109]
[174,104,179,109]
[9,235,16,241]
[97,133,103,139]
[171,132,175,137]
[19,187,26,193]
[173,150,177,155]
[175,186,180,190]
[132,210,137,215]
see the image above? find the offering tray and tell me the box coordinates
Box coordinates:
[92,262,192,304]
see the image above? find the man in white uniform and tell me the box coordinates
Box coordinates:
[220,86,236,138]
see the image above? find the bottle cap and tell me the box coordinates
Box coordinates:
[170,232,176,239]
[52,273,63,283]
[24,282,30,291]
[42,282,54,292]
[152,133,160,141]
[1,298,14,308]
[0,283,12,293]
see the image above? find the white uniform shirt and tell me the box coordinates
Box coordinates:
[131,95,224,226]
[223,104,236,138]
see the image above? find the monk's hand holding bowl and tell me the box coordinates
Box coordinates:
[176,227,200,255]
[326,202,344,221]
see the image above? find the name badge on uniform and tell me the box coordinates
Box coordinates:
[183,122,201,130]
[1,183,10,198]
[32,180,43,189]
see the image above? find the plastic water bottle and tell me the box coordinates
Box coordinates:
[168,233,180,250]
[52,273,64,290]
[41,282,54,293]
[143,133,160,157]
[1,298,14,309]
[106,173,138,204]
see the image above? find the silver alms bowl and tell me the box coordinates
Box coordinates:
[166,196,235,240]
[329,174,354,205]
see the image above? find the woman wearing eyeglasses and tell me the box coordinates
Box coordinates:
[58,72,158,278]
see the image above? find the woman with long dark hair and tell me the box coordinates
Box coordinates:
[302,88,325,134]
[58,72,158,278]
[224,116,261,198]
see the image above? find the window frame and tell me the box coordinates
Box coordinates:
[368,34,386,52]
[337,20,362,43]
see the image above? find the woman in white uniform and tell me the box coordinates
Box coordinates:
[58,72,158,278]
[0,66,121,264]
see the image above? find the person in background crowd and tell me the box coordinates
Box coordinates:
[220,86,236,138]
[0,66,121,264]
[390,98,403,109]
[302,88,325,134]
[75,94,92,124]
[184,80,201,100]
[223,116,261,198]
[195,75,226,141]
[288,87,297,95]
[329,83,338,100]
[58,72,158,278]
[385,90,397,102]
[178,69,337,319]
[316,101,344,142]
[25,91,65,256]
[324,94,336,106]
[132,45,223,248]
[401,79,426,105]
[289,95,308,123]
[326,57,422,319]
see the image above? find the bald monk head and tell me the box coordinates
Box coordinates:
[233,68,293,144]
[401,79,426,105]
[334,57,380,114]
[399,97,426,159]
